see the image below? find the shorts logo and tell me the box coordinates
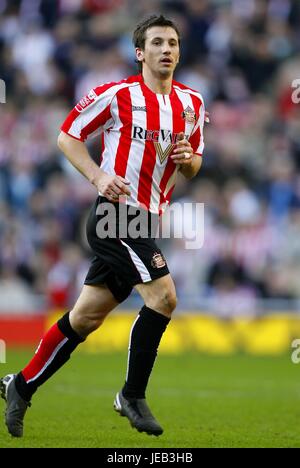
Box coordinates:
[151,252,166,269]
[75,89,97,112]
[182,106,197,123]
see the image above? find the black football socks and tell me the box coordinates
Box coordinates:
[122,305,170,399]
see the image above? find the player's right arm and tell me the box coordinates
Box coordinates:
[57,131,131,201]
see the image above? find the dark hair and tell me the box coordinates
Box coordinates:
[133,15,181,71]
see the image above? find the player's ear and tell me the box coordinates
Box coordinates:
[136,48,144,63]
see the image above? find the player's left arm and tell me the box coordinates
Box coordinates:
[170,134,202,179]
[170,107,208,180]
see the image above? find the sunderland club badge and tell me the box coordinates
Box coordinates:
[182,106,197,123]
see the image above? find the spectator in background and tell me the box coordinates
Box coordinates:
[0,0,300,314]
[206,247,260,318]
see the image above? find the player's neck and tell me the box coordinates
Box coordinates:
[142,70,173,95]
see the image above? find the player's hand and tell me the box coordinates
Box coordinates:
[97,174,131,202]
[170,132,194,165]
[205,110,210,123]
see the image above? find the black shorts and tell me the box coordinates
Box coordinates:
[84,197,169,303]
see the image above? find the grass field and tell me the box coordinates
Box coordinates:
[0,349,299,448]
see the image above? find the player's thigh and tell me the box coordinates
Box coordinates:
[71,283,119,321]
[134,274,177,316]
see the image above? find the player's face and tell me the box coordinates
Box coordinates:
[136,26,180,77]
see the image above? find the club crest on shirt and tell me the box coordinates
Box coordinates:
[75,89,97,112]
[182,106,197,123]
[151,252,166,269]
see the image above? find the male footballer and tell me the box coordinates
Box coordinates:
[1,14,205,437]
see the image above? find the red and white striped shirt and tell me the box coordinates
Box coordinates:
[61,74,205,214]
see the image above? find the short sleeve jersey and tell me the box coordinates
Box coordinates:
[61,74,205,214]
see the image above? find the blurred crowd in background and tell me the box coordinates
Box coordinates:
[0,0,300,315]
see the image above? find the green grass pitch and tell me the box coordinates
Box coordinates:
[0,350,299,448]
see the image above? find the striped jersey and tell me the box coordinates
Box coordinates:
[61,74,205,214]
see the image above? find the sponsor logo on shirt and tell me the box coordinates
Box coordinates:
[75,89,97,112]
[132,126,188,144]
[132,126,189,163]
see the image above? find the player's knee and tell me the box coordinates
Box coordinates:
[166,292,177,315]
[85,315,104,333]
[70,308,107,337]
[151,290,177,317]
